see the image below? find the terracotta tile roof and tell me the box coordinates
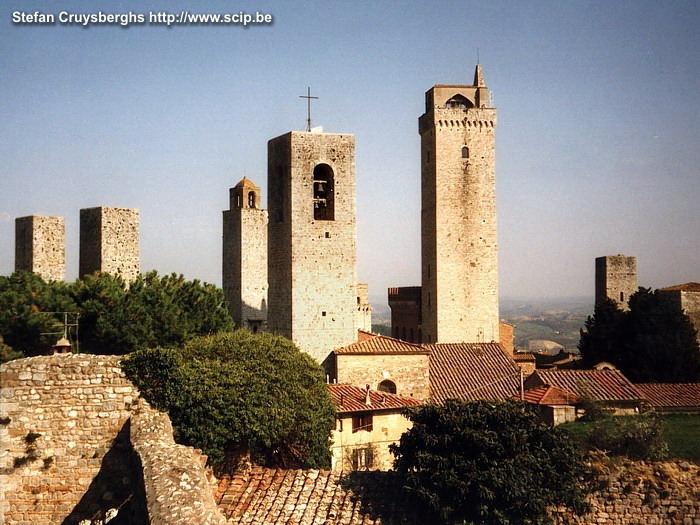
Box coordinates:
[635,383,700,408]
[660,282,700,292]
[334,334,429,355]
[426,343,522,403]
[216,468,425,524]
[526,369,642,403]
[327,384,420,414]
[513,385,581,406]
[513,352,536,362]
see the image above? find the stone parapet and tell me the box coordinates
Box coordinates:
[129,399,227,525]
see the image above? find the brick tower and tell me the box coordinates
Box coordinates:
[222,177,268,332]
[267,130,358,362]
[595,255,637,310]
[15,215,65,281]
[79,207,140,283]
[420,64,499,343]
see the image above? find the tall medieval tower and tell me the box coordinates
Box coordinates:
[267,130,358,362]
[595,255,637,311]
[15,215,65,282]
[420,65,499,344]
[222,178,268,332]
[79,207,140,283]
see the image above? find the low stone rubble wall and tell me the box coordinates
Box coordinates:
[129,398,227,524]
[552,458,700,524]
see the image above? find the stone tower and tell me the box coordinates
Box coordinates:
[420,65,499,344]
[15,215,65,281]
[223,177,268,332]
[595,255,637,310]
[79,207,140,283]
[267,130,358,362]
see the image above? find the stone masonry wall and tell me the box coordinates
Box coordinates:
[268,131,358,362]
[0,355,138,525]
[552,459,700,524]
[15,215,65,282]
[79,207,140,283]
[420,94,499,344]
[129,398,226,524]
[336,353,431,402]
[595,255,638,311]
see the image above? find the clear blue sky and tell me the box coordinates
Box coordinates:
[1,0,698,304]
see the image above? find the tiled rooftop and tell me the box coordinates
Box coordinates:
[327,384,420,415]
[216,468,425,524]
[334,334,428,355]
[426,343,521,402]
[514,385,581,406]
[526,369,642,402]
[635,383,700,408]
[660,282,700,292]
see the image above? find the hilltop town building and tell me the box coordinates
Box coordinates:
[389,64,500,344]
[14,215,65,281]
[79,207,140,283]
[658,282,700,343]
[222,178,268,332]
[595,255,638,310]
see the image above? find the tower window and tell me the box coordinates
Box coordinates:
[313,164,335,221]
[620,292,625,303]
[462,146,469,159]
[248,191,256,208]
[378,380,397,394]
[445,94,474,109]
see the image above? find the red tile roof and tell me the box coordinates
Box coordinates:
[514,385,581,406]
[525,370,642,403]
[513,352,536,362]
[426,343,522,402]
[660,282,700,292]
[216,468,424,524]
[327,384,420,414]
[635,383,700,409]
[334,334,429,355]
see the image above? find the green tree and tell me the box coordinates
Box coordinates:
[0,271,76,357]
[122,331,335,470]
[390,400,592,525]
[579,288,700,382]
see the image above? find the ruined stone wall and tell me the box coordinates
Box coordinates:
[79,207,140,283]
[552,459,700,524]
[129,399,226,525]
[14,215,65,282]
[420,98,499,344]
[268,131,358,362]
[223,183,268,332]
[0,354,139,525]
[595,255,637,311]
[335,353,430,402]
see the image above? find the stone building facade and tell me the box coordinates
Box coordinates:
[658,282,700,342]
[14,215,65,281]
[267,130,358,362]
[387,286,422,342]
[595,255,637,310]
[79,206,140,283]
[223,178,268,332]
[420,65,499,344]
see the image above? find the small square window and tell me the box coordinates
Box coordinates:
[322,311,327,317]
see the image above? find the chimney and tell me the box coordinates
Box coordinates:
[365,384,371,406]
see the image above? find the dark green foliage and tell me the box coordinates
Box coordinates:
[390,400,592,525]
[579,289,700,382]
[587,413,668,461]
[0,270,234,357]
[122,331,335,470]
[0,271,76,357]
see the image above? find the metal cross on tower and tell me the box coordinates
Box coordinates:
[299,87,318,131]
